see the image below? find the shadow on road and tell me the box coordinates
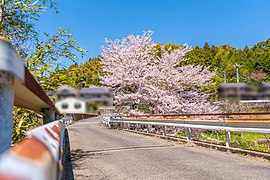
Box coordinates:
[71,149,112,179]
[72,144,174,156]
[70,144,174,171]
[62,129,74,180]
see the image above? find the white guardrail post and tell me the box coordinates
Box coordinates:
[0,40,24,154]
[163,126,166,136]
[147,125,150,133]
[186,128,191,141]
[226,131,231,147]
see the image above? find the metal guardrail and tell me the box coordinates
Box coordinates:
[0,39,68,179]
[119,111,270,117]
[0,119,66,180]
[103,113,270,148]
[0,39,61,154]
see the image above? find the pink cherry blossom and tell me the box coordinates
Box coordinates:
[101,31,219,115]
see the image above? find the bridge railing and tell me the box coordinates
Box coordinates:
[0,39,67,179]
[103,112,270,148]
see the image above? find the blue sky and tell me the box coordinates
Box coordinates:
[37,0,270,64]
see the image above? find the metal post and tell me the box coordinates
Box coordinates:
[120,121,123,129]
[72,114,76,121]
[0,72,14,154]
[42,108,49,124]
[42,108,55,124]
[226,131,231,147]
[49,110,55,122]
[224,70,228,112]
[55,113,60,120]
[236,63,241,104]
[163,126,166,136]
[236,63,239,84]
[147,125,150,133]
[108,119,111,128]
[186,128,191,141]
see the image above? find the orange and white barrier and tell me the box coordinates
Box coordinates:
[0,120,65,180]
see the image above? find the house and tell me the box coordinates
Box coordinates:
[55,85,78,100]
[218,83,250,99]
[218,82,270,101]
[55,97,87,114]
[259,82,270,100]
[80,86,114,106]
[53,85,114,114]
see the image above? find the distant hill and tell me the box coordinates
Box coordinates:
[44,38,270,99]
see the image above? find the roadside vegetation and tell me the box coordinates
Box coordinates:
[176,131,270,153]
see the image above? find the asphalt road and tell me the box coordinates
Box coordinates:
[68,116,270,180]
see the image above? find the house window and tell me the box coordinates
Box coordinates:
[62,103,68,109]
[74,103,82,109]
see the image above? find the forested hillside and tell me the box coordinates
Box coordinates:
[47,38,270,94]
[186,40,270,84]
[41,57,103,91]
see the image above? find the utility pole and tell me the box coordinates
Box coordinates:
[236,63,241,108]
[223,70,228,111]
[236,63,239,84]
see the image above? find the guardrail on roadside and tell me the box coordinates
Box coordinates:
[0,120,66,180]
[103,112,270,148]
[0,38,61,154]
[0,39,67,179]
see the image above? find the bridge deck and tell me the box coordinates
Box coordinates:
[68,116,270,180]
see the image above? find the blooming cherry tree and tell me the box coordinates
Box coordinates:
[101,31,219,114]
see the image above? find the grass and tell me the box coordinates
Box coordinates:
[175,132,186,139]
[176,131,270,153]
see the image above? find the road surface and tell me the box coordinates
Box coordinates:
[68,116,270,180]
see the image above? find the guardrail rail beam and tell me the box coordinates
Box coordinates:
[104,113,270,151]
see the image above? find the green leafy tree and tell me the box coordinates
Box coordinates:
[42,57,104,91]
[0,0,87,143]
[0,0,87,77]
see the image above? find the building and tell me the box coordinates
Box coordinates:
[53,85,114,114]
[80,86,114,106]
[55,97,88,114]
[55,85,78,100]
[218,82,270,101]
[259,82,270,100]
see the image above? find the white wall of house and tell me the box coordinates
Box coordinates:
[55,97,87,114]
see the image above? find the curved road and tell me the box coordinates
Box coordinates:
[68,116,270,180]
